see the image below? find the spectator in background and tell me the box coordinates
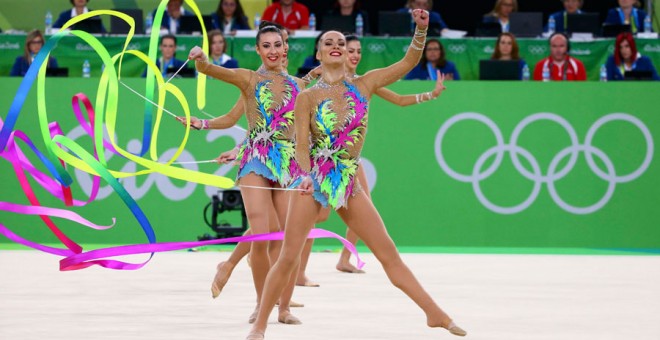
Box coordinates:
[606,32,659,80]
[398,0,447,35]
[151,0,191,34]
[10,29,58,77]
[142,34,187,78]
[483,0,518,33]
[262,0,310,31]
[605,0,651,34]
[547,0,584,33]
[296,32,324,78]
[208,30,239,69]
[491,32,528,80]
[211,0,251,35]
[53,0,106,32]
[324,0,370,35]
[405,39,460,80]
[533,32,586,81]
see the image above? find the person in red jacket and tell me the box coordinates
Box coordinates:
[261,0,310,30]
[533,32,586,81]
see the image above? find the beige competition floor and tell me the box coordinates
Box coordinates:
[1,250,659,340]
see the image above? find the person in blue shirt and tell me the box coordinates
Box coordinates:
[10,29,59,77]
[491,32,527,80]
[211,0,251,35]
[398,0,447,35]
[53,0,106,33]
[547,0,584,33]
[142,34,188,78]
[150,0,192,34]
[482,0,517,33]
[606,32,660,81]
[604,0,651,34]
[405,38,460,80]
[208,30,239,69]
[295,31,323,78]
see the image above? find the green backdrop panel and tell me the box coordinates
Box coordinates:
[1,79,659,250]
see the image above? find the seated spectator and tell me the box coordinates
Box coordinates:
[605,0,651,34]
[53,0,106,33]
[547,0,584,33]
[405,39,460,80]
[533,32,586,81]
[142,34,188,78]
[483,0,518,33]
[398,0,447,35]
[324,0,370,35]
[151,0,192,34]
[208,30,238,69]
[296,31,324,77]
[10,29,58,77]
[262,0,310,31]
[606,32,659,80]
[211,0,251,35]
[491,32,528,79]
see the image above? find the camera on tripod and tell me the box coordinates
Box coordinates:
[198,189,247,241]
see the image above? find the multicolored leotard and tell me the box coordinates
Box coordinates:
[303,80,369,209]
[234,71,304,186]
[197,61,305,186]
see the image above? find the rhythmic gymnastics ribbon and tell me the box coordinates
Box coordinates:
[0,2,365,271]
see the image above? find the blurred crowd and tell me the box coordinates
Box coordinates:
[7,0,659,81]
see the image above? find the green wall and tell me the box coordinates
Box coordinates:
[1,79,660,250]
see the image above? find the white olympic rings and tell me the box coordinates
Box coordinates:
[435,112,653,214]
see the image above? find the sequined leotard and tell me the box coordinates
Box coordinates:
[197,62,305,186]
[297,79,369,209]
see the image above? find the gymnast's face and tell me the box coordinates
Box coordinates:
[256,32,285,69]
[346,40,362,72]
[317,31,347,65]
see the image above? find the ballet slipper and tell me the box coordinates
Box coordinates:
[211,261,234,299]
[245,331,264,340]
[336,263,366,274]
[248,305,259,324]
[445,321,467,337]
[277,311,302,325]
[276,300,305,308]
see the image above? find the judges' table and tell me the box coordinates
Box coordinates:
[1,33,659,80]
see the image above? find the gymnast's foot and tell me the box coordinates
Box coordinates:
[336,262,366,274]
[248,304,259,324]
[429,317,467,337]
[295,275,319,287]
[211,261,234,299]
[444,321,467,337]
[276,299,305,308]
[278,309,302,325]
[245,330,264,340]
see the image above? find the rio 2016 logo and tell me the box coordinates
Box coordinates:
[435,112,653,215]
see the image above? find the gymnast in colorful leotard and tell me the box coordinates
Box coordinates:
[247,9,466,340]
[187,24,304,325]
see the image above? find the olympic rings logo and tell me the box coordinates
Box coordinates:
[289,43,306,53]
[435,112,654,215]
[447,44,467,54]
[528,45,547,55]
[368,43,386,53]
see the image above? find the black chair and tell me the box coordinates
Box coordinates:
[178,15,213,35]
[475,22,501,37]
[378,12,411,36]
[46,67,69,77]
[110,9,144,35]
[602,24,631,38]
[479,60,520,80]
